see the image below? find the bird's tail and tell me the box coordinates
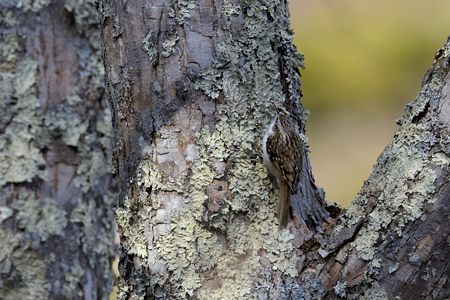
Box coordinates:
[278,182,290,226]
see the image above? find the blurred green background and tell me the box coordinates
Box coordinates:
[289,0,450,207]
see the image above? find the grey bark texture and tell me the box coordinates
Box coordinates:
[311,40,450,299]
[0,1,116,299]
[100,0,330,298]
[100,0,449,299]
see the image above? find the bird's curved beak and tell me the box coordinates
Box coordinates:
[271,102,290,116]
[271,102,280,114]
[279,106,290,116]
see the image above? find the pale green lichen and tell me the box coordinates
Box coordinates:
[71,200,114,262]
[194,67,223,99]
[188,159,215,211]
[116,193,150,260]
[6,251,50,300]
[142,31,157,64]
[16,0,50,12]
[0,10,18,27]
[349,154,437,260]
[348,282,388,300]
[74,149,110,192]
[1,2,115,298]
[175,0,197,24]
[72,67,112,195]
[221,0,241,17]
[0,206,13,223]
[334,281,347,298]
[346,122,440,260]
[168,7,176,18]
[154,157,219,296]
[0,58,45,186]
[157,217,221,296]
[166,1,297,298]
[64,263,85,298]
[228,160,272,212]
[40,85,112,193]
[116,162,169,260]
[327,39,450,299]
[0,230,50,300]
[0,230,19,262]
[12,193,67,241]
[45,93,89,147]
[139,160,164,190]
[198,255,261,300]
[0,34,19,64]
[333,83,446,260]
[162,32,179,58]
[64,0,100,49]
[431,152,450,167]
[120,0,304,298]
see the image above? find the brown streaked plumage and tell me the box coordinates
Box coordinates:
[263,106,303,226]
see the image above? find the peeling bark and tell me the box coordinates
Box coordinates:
[0,2,115,299]
[100,0,449,299]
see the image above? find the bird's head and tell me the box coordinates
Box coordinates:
[271,102,290,117]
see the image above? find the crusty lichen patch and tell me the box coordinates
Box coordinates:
[174,0,197,24]
[12,193,68,241]
[142,31,157,64]
[221,0,241,17]
[326,38,450,296]
[0,229,50,300]
[1,1,115,299]
[16,0,50,12]
[345,282,388,300]
[117,1,306,298]
[64,0,102,49]
[0,59,45,185]
[343,99,445,260]
[162,32,179,58]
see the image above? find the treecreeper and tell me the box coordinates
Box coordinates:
[263,104,303,227]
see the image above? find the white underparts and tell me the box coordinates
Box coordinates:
[262,117,277,176]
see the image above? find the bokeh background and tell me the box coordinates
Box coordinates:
[289,0,450,207]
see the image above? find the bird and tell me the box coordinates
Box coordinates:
[262,104,303,226]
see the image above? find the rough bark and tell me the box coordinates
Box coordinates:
[268,39,449,299]
[100,0,328,298]
[100,0,449,299]
[311,41,450,299]
[0,2,115,299]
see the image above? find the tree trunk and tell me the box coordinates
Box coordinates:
[313,41,450,299]
[0,2,115,299]
[100,0,449,299]
[100,0,328,298]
